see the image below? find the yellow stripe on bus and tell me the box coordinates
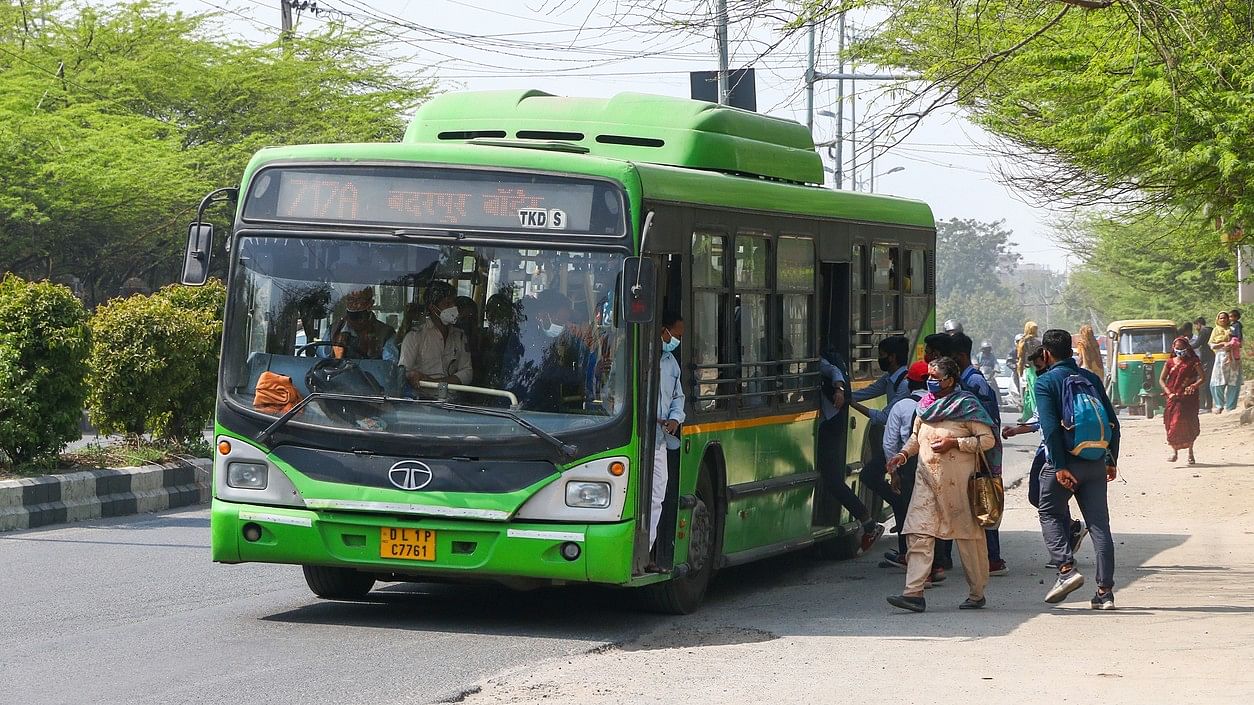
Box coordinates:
[684,410,819,435]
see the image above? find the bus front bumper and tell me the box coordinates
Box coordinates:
[211,499,635,585]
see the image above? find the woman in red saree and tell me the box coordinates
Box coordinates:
[1159,335,1202,463]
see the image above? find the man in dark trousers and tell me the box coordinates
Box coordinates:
[847,335,912,554]
[951,332,1008,576]
[1035,328,1121,610]
[1192,316,1215,411]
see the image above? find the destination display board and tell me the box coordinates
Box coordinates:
[242,165,625,236]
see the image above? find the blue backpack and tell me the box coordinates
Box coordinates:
[1061,373,1113,461]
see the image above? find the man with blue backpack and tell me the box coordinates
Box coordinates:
[1035,329,1121,610]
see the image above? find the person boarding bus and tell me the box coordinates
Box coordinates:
[649,312,686,571]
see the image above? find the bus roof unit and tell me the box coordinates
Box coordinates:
[404,89,825,185]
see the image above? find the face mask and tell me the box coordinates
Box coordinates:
[544,323,565,338]
[439,306,459,325]
[1174,349,1188,357]
[662,336,680,353]
[878,357,892,372]
[926,379,942,395]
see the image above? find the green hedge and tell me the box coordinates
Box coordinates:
[86,281,225,441]
[0,274,92,465]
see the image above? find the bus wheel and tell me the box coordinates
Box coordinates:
[638,470,718,615]
[302,565,375,600]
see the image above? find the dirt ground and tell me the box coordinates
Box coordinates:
[459,412,1254,705]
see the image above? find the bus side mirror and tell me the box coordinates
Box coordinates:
[621,256,655,324]
[181,222,214,286]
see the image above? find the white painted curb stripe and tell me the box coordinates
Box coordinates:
[507,529,585,542]
[238,511,313,528]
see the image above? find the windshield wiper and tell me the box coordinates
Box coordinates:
[256,395,576,460]
[433,402,578,461]
[256,391,431,446]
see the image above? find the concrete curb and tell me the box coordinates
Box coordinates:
[0,458,211,532]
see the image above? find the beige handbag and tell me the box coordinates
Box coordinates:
[969,451,1004,528]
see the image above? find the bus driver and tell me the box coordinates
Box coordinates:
[329,287,395,360]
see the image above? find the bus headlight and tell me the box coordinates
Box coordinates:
[227,462,269,490]
[565,481,611,508]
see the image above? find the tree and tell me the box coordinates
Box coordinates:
[841,0,1254,234]
[934,218,1026,354]
[0,2,433,305]
[1058,213,1234,325]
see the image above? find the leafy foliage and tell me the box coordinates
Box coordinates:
[0,1,432,306]
[934,218,1026,354]
[1060,214,1235,324]
[848,0,1254,231]
[0,274,91,464]
[86,280,225,441]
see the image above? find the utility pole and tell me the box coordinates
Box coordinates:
[849,40,858,191]
[834,12,845,189]
[280,0,293,43]
[805,23,815,131]
[716,0,729,105]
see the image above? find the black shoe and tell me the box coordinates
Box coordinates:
[887,594,926,612]
[1090,590,1115,610]
[959,597,987,610]
[1070,521,1089,553]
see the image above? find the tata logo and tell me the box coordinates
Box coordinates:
[388,460,434,491]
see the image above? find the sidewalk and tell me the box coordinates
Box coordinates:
[461,413,1254,705]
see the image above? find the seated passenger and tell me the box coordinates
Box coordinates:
[399,281,473,391]
[483,292,523,389]
[508,289,588,412]
[328,287,395,360]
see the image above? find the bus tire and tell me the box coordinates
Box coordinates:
[302,565,375,600]
[637,469,719,615]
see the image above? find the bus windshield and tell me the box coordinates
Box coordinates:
[222,236,628,443]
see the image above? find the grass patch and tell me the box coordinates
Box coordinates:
[1,437,210,479]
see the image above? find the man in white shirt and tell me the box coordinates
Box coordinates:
[399,281,473,394]
[649,312,686,569]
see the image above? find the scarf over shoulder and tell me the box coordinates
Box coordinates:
[917,389,1002,473]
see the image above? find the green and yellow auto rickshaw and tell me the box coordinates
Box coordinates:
[1105,319,1177,418]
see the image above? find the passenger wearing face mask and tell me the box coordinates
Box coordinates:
[509,289,587,412]
[399,281,473,393]
[846,335,913,563]
[647,312,686,569]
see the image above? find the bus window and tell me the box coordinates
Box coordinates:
[692,231,730,412]
[735,234,771,409]
[737,292,769,407]
[870,245,900,331]
[851,242,873,377]
[777,236,815,402]
[905,249,926,294]
[871,245,898,291]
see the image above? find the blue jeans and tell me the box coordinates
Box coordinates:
[1211,383,1240,411]
[1038,458,1115,590]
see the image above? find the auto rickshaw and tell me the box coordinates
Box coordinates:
[1105,319,1177,418]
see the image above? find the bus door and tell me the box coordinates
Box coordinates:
[813,260,852,526]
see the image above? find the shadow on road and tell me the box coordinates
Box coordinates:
[258,529,1194,647]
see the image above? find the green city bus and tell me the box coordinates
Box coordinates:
[185,90,936,613]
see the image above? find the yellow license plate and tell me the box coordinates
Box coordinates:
[379,527,437,561]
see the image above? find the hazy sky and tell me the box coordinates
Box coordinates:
[169,0,1071,269]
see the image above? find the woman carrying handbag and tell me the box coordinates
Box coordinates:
[886,356,998,613]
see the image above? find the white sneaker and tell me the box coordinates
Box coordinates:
[1045,570,1085,604]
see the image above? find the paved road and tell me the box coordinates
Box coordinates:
[1,435,1036,705]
